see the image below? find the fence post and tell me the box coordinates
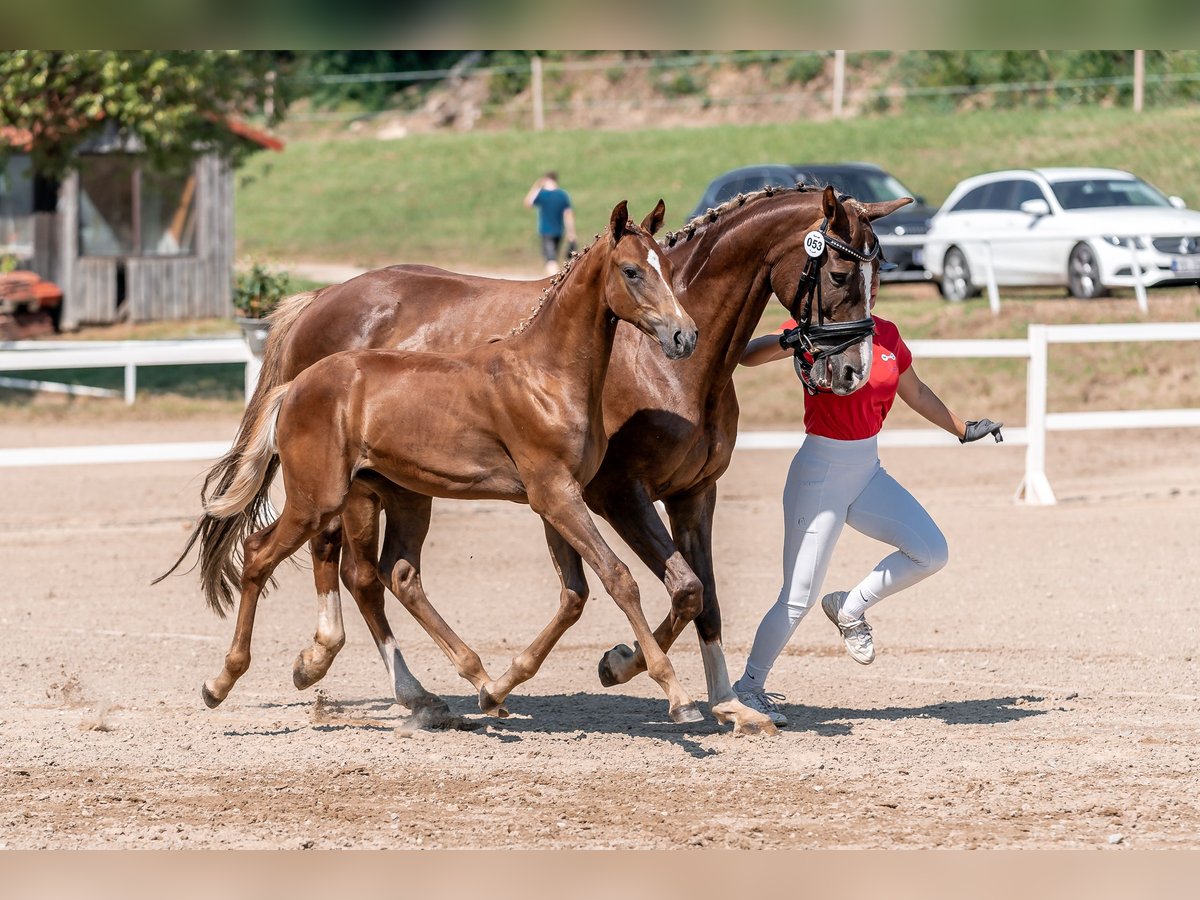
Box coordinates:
[531,55,545,131]
[1133,49,1145,113]
[1017,324,1056,505]
[1127,239,1149,314]
[982,241,1001,315]
[832,50,846,118]
[124,363,136,405]
[244,356,263,405]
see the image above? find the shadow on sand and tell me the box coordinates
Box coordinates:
[240,690,1051,758]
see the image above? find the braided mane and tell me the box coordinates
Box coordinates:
[663,181,865,248]
[508,221,640,336]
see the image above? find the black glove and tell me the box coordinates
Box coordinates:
[778,326,798,350]
[961,418,1003,443]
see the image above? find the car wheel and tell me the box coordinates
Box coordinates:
[939,247,977,302]
[1067,243,1107,299]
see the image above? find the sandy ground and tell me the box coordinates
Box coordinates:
[1,419,1198,849]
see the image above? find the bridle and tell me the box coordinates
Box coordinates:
[780,199,882,395]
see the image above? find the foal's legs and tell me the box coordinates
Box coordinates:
[291,519,347,690]
[592,484,774,734]
[292,484,454,723]
[478,521,591,715]
[202,508,328,707]
[588,481,704,685]
[530,478,701,724]
[374,489,500,702]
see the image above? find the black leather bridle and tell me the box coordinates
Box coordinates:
[780,204,882,395]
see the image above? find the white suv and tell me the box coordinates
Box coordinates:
[924,167,1200,300]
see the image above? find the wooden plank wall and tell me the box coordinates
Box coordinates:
[56,153,237,325]
[73,257,118,323]
[31,213,58,282]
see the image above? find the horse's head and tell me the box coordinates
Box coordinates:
[603,200,697,360]
[771,186,912,395]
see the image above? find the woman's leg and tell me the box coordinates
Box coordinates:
[737,449,859,691]
[840,465,949,621]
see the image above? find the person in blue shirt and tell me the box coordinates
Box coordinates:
[524,172,577,275]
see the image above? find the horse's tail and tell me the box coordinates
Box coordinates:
[153,384,290,616]
[152,289,321,614]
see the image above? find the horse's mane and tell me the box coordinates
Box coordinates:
[662,181,867,248]
[508,220,639,337]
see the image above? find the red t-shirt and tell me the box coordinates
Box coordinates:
[780,315,912,440]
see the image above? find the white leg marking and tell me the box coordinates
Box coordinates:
[376,636,429,708]
[315,590,345,650]
[699,639,736,705]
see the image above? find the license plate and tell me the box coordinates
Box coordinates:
[912,248,924,266]
[1171,258,1200,276]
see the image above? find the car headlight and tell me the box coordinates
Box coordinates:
[888,223,928,236]
[1101,235,1146,249]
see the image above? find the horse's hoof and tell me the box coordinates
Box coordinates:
[201,683,223,709]
[478,682,508,717]
[410,700,458,731]
[598,643,636,687]
[712,701,778,736]
[292,652,320,691]
[734,716,778,737]
[669,702,704,724]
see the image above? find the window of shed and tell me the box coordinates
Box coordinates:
[1,155,36,256]
[77,155,197,257]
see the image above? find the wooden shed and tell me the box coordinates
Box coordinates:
[0,120,282,329]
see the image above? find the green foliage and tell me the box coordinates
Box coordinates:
[654,65,706,98]
[0,51,284,180]
[785,54,826,85]
[487,51,534,106]
[232,262,292,318]
[296,51,466,112]
[1,253,17,274]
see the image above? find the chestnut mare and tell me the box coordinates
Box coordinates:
[180,202,703,722]
[164,185,908,734]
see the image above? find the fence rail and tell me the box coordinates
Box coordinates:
[0,338,260,406]
[2,329,1198,509]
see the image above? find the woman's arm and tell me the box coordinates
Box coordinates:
[740,332,793,367]
[896,366,966,439]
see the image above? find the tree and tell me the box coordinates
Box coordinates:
[0,50,284,179]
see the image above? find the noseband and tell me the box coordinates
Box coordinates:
[780,202,880,395]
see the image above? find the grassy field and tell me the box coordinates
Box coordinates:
[236,106,1200,272]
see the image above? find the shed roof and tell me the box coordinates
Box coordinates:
[0,115,283,153]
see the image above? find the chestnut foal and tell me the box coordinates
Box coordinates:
[190,202,704,723]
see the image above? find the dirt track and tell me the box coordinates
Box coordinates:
[1,420,1198,849]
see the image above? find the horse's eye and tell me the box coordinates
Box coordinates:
[829,271,849,287]
[622,266,640,279]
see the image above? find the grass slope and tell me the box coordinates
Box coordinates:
[236,106,1200,271]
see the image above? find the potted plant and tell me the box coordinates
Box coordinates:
[233,263,292,357]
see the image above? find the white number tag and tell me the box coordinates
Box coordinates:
[804,231,826,257]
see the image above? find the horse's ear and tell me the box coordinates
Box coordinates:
[609,200,630,245]
[861,197,914,221]
[821,184,851,235]
[640,199,666,236]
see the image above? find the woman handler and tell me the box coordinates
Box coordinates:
[732,274,1003,727]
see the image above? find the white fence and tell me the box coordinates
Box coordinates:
[2,328,1199,508]
[0,338,261,405]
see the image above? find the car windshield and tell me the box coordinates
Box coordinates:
[1049,177,1171,210]
[807,169,914,203]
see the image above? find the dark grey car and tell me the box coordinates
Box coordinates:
[689,162,936,283]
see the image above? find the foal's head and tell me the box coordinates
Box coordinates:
[601,200,697,360]
[771,186,912,395]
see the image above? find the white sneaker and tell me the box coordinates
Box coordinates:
[733,685,789,727]
[822,590,875,665]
